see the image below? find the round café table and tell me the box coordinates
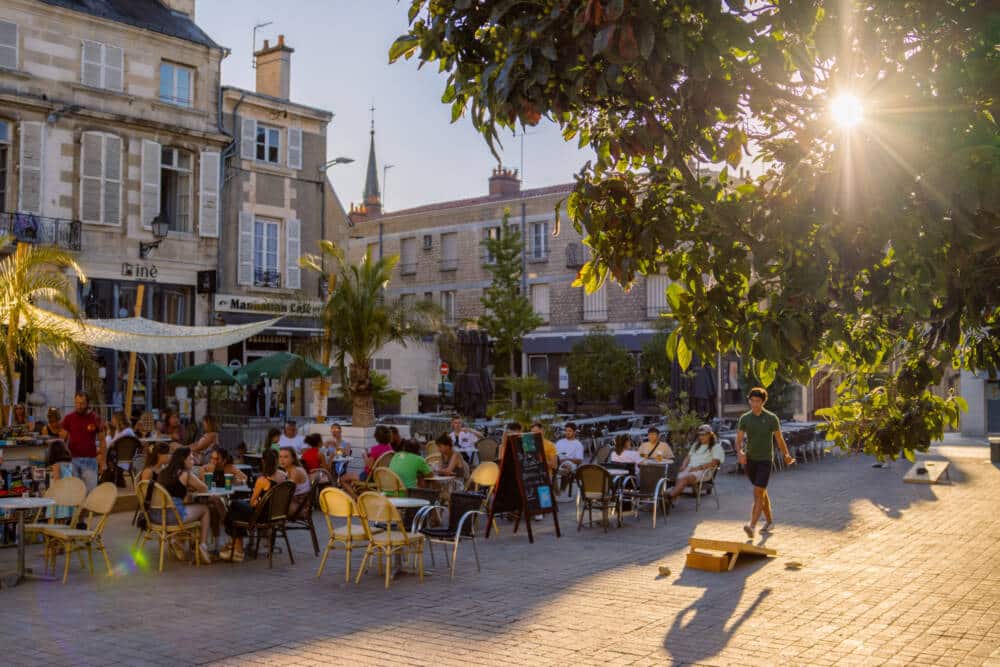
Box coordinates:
[0,496,55,587]
[383,496,431,577]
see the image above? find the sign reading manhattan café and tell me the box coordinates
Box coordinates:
[214,294,323,318]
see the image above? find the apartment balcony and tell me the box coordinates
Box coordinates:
[1,212,82,251]
[253,269,281,288]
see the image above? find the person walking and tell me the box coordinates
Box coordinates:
[734,387,795,538]
[60,392,105,491]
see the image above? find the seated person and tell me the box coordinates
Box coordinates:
[638,426,673,461]
[221,449,287,562]
[609,435,642,473]
[669,425,725,502]
[388,439,432,490]
[363,425,395,480]
[279,447,312,517]
[199,447,248,486]
[531,422,558,478]
[139,442,172,483]
[152,447,212,563]
[300,433,327,473]
[433,433,469,496]
[40,407,63,437]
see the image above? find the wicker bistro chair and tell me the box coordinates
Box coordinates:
[40,482,117,583]
[423,442,440,459]
[355,491,426,589]
[111,436,143,490]
[424,453,442,468]
[316,487,383,582]
[621,462,672,528]
[467,461,500,536]
[373,468,408,497]
[25,477,87,543]
[233,481,296,569]
[286,481,322,557]
[134,480,205,572]
[475,438,499,464]
[352,451,395,494]
[416,491,487,580]
[575,464,622,532]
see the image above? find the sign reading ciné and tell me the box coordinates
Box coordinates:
[214,294,323,317]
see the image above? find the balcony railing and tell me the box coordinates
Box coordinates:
[253,268,281,288]
[1,212,82,251]
[399,261,417,276]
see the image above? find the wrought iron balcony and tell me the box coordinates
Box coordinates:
[1,212,82,251]
[253,268,281,288]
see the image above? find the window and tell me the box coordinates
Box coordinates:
[529,355,549,381]
[253,219,280,288]
[81,41,123,92]
[440,290,456,323]
[530,221,549,261]
[80,132,122,225]
[256,124,281,164]
[371,358,391,371]
[646,274,670,319]
[0,21,17,70]
[483,225,501,264]
[0,120,8,213]
[583,282,608,322]
[424,291,434,302]
[400,293,416,309]
[160,147,192,233]
[422,234,433,250]
[160,62,193,107]
[400,237,417,275]
[441,232,458,271]
[531,283,550,323]
[366,242,379,260]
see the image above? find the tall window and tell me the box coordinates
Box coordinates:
[256,125,280,164]
[80,132,122,225]
[583,282,608,322]
[441,232,458,271]
[0,21,17,70]
[646,274,670,319]
[483,225,501,264]
[160,147,192,233]
[253,219,280,288]
[159,62,193,107]
[530,221,549,260]
[81,40,123,92]
[531,283,550,323]
[400,237,417,275]
[0,120,8,213]
[440,290,456,322]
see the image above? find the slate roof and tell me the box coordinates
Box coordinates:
[380,182,575,219]
[37,0,221,49]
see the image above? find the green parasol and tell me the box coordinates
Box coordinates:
[236,352,331,385]
[167,362,238,386]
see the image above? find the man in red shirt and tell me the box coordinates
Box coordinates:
[60,392,105,491]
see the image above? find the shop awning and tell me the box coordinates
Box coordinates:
[522,330,656,354]
[23,305,283,354]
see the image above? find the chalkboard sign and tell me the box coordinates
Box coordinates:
[487,432,560,543]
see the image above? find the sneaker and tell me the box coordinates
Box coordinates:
[761,522,774,533]
[198,543,212,564]
[743,524,755,539]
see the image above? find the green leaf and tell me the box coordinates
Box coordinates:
[676,335,693,371]
[665,281,685,312]
[903,448,916,463]
[388,35,419,63]
[755,359,777,388]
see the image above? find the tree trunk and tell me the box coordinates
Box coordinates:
[509,348,517,407]
[349,361,375,428]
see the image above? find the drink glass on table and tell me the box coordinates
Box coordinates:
[224,474,233,490]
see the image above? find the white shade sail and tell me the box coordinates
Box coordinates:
[23,305,283,354]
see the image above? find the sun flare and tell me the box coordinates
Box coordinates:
[830,93,864,128]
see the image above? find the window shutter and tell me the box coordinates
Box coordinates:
[532,284,550,323]
[285,217,301,289]
[199,151,220,238]
[102,134,122,225]
[104,44,124,92]
[140,139,161,229]
[80,132,102,223]
[287,128,302,169]
[0,20,17,70]
[81,40,102,88]
[583,282,607,322]
[240,118,256,160]
[646,274,669,319]
[18,121,43,214]
[238,212,254,286]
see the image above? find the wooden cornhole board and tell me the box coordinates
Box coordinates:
[686,538,777,572]
[903,460,950,484]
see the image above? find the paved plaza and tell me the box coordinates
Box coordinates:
[1,441,998,666]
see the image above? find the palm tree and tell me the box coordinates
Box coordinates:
[301,241,442,427]
[0,242,95,412]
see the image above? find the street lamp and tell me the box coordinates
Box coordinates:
[318,157,354,291]
[139,214,170,258]
[320,157,354,171]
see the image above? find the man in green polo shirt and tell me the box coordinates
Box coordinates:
[735,387,796,538]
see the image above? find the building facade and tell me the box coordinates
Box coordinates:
[0,0,228,414]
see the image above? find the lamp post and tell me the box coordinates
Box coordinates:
[139,214,170,258]
[318,156,354,290]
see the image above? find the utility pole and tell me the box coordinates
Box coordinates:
[380,163,394,259]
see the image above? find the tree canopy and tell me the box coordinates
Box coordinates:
[393,0,999,459]
[567,326,637,402]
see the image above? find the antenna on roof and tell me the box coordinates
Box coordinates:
[251,21,273,70]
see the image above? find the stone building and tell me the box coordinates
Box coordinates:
[0,0,228,414]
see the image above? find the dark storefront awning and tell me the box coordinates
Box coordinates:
[522,331,656,355]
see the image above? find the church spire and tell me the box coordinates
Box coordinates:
[362,105,382,215]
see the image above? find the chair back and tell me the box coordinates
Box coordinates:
[47,476,87,507]
[637,462,668,494]
[136,411,156,436]
[476,438,499,463]
[424,442,440,458]
[259,480,296,523]
[424,453,442,467]
[113,436,142,464]
[469,461,499,489]
[137,480,186,529]
[357,491,400,528]
[78,482,118,534]
[591,443,612,464]
[448,491,484,537]
[371,450,395,471]
[576,464,613,498]
[318,487,357,535]
[374,467,407,496]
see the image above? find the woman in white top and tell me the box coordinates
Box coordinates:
[669,424,725,502]
[106,411,136,446]
[279,446,311,518]
[609,435,643,473]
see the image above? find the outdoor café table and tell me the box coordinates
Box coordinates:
[0,496,55,587]
[330,456,351,479]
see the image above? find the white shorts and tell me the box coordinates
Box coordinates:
[680,468,711,482]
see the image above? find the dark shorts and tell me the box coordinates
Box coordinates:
[745,459,772,489]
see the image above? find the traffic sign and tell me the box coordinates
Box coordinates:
[439,362,449,376]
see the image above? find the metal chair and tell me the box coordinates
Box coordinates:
[590,442,612,465]
[679,465,721,511]
[236,481,296,568]
[475,438,499,464]
[621,462,671,528]
[417,491,486,579]
[575,464,621,532]
[286,480,322,557]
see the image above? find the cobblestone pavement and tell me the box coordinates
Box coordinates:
[1,442,998,666]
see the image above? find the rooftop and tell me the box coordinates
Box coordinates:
[37,0,221,49]
[379,182,575,220]
[222,86,334,120]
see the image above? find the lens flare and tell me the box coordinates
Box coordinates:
[830,93,864,128]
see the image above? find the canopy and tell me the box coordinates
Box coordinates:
[167,363,238,386]
[24,305,282,354]
[237,351,331,385]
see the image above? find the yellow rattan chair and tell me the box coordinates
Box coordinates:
[423,443,440,459]
[316,487,383,582]
[467,461,500,536]
[373,467,408,497]
[25,476,87,542]
[134,480,204,572]
[424,453,442,468]
[39,482,117,583]
[351,450,396,495]
[355,491,425,589]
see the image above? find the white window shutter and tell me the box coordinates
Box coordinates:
[80,132,102,223]
[583,282,607,322]
[0,21,17,70]
[240,118,256,160]
[102,134,122,225]
[105,44,124,92]
[81,40,102,88]
[646,274,669,318]
[532,284,550,322]
[287,128,302,169]
[199,151,220,238]
[18,121,43,214]
[140,139,161,229]
[285,217,301,289]
[238,212,254,286]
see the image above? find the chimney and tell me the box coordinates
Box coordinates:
[162,0,195,20]
[489,167,520,196]
[254,34,294,99]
